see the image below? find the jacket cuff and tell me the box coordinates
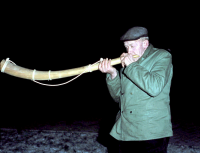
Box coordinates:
[106,71,120,84]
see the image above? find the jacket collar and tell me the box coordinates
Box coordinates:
[137,43,153,63]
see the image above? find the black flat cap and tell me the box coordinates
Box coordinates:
[120,26,148,41]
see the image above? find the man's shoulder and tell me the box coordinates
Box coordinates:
[151,46,172,58]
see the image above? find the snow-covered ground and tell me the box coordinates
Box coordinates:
[1,118,200,153]
[1,128,200,153]
[0,129,106,153]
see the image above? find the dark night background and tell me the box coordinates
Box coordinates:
[1,2,199,130]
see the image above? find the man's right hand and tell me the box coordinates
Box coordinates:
[98,58,117,79]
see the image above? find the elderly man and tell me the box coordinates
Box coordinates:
[98,27,173,153]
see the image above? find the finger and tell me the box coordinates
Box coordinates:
[125,54,130,65]
[120,56,124,61]
[105,58,108,70]
[128,54,136,62]
[98,62,103,72]
[108,59,112,69]
[99,59,103,71]
[120,52,126,57]
[103,59,108,72]
[109,59,111,67]
[123,56,128,67]
[127,54,132,62]
[102,59,106,72]
[120,53,128,62]
[121,59,125,67]
[120,53,125,60]
[129,53,134,58]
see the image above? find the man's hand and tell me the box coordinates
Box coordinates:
[98,58,117,79]
[120,53,138,67]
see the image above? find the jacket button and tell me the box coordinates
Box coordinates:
[130,111,132,113]
[122,111,123,113]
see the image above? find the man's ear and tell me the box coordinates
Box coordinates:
[143,40,149,48]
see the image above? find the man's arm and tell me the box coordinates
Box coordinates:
[124,51,172,97]
[98,58,121,103]
[106,71,121,103]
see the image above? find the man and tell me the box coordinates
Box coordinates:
[98,26,173,153]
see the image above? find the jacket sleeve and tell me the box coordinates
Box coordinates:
[124,51,172,97]
[106,71,121,103]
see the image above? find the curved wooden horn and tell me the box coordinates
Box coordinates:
[0,55,139,81]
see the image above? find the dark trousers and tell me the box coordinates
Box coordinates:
[107,136,170,153]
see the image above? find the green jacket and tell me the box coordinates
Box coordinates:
[106,44,173,141]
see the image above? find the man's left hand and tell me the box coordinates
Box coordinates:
[120,53,138,67]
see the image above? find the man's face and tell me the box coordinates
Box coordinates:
[124,39,146,57]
